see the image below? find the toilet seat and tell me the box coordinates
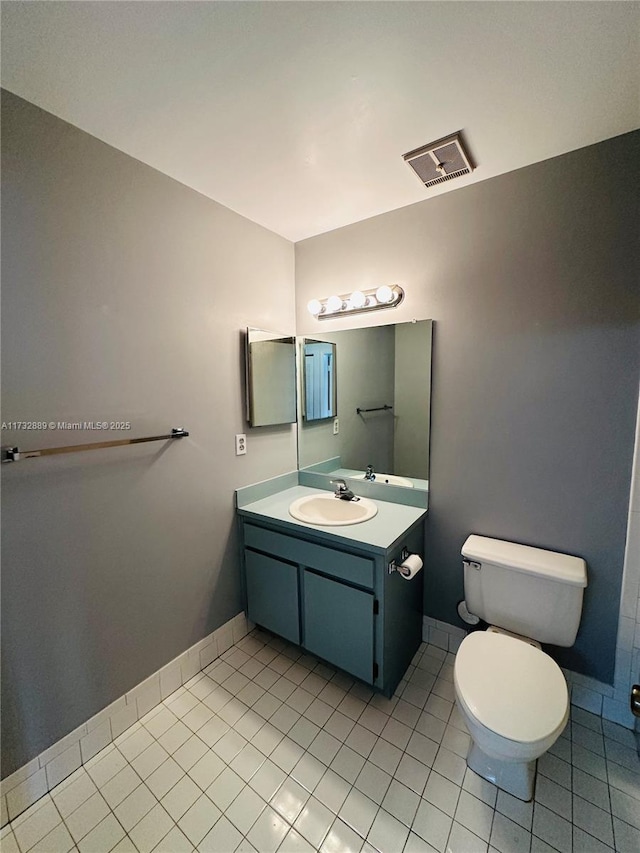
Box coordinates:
[454,631,568,744]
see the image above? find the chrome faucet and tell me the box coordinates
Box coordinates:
[365,464,376,481]
[331,479,359,501]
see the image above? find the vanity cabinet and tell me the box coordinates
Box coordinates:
[239,512,425,697]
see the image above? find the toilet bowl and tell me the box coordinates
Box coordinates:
[454,629,569,801]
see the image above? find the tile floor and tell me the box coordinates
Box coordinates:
[2,631,640,853]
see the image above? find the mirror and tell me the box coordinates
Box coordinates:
[297,320,432,489]
[245,328,296,427]
[302,340,337,421]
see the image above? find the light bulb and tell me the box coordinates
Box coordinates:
[327,295,343,313]
[376,285,394,304]
[350,290,366,309]
[307,298,323,316]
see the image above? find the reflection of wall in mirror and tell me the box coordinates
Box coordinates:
[250,339,296,426]
[394,321,432,479]
[299,326,395,470]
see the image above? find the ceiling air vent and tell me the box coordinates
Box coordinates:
[403,131,474,188]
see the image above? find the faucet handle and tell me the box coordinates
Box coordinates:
[331,478,347,495]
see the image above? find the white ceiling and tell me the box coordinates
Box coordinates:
[2,2,639,242]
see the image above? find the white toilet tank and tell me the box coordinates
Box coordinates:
[462,535,588,647]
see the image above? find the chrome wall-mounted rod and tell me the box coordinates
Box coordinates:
[1,428,189,463]
[356,405,393,415]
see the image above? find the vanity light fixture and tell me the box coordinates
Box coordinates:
[307,284,404,320]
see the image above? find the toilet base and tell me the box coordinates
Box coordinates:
[467,741,537,801]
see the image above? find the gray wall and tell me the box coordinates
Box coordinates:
[1,91,296,775]
[296,131,640,684]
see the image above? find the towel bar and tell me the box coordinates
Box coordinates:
[1,428,189,463]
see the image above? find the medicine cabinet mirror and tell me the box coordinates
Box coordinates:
[297,320,432,490]
[245,328,296,427]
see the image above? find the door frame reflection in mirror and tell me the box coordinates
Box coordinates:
[302,339,337,422]
[245,327,297,427]
[297,319,432,491]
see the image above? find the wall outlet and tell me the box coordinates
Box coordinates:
[235,434,247,455]
[333,418,339,435]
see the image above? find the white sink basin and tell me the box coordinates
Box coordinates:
[354,472,414,488]
[289,494,378,526]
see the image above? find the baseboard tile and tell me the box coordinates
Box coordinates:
[0,611,250,826]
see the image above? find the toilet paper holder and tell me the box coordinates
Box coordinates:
[388,548,411,575]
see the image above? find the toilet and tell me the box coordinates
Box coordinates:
[453,534,588,801]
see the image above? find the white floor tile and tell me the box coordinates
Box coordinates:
[424,770,461,817]
[9,627,640,853]
[246,805,289,853]
[447,820,488,853]
[129,802,174,852]
[225,785,266,834]
[270,776,309,823]
[271,736,305,773]
[130,742,170,780]
[412,799,453,852]
[100,765,142,809]
[532,803,572,853]
[173,735,208,772]
[151,824,193,852]
[116,728,155,763]
[454,789,494,842]
[12,798,61,852]
[338,788,378,838]
[291,752,326,793]
[198,815,243,853]
[294,796,335,848]
[30,821,75,853]
[229,742,266,782]
[158,721,192,754]
[368,737,402,776]
[66,791,111,843]
[331,744,366,784]
[146,756,185,799]
[113,784,156,832]
[462,768,497,809]
[206,767,245,812]
[51,769,98,818]
[573,794,615,847]
[355,760,392,805]
[495,789,533,831]
[77,814,125,853]
[280,826,316,853]
[368,808,410,852]
[345,724,377,759]
[176,794,221,846]
[321,817,364,853]
[160,775,201,821]
[394,753,430,797]
[314,769,352,815]
[490,812,531,853]
[535,774,572,821]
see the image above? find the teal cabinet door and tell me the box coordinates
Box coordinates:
[303,570,374,683]
[245,551,300,644]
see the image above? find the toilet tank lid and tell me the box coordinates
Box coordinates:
[462,535,587,587]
